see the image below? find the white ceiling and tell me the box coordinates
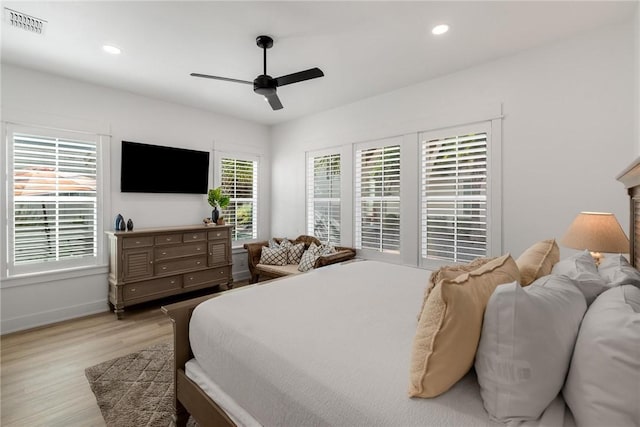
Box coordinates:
[1,1,637,126]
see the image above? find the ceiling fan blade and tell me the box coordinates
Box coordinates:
[190,73,252,85]
[265,93,283,110]
[275,67,324,87]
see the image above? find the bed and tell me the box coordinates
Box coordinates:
[161,159,640,427]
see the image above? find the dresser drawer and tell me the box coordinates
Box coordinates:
[183,231,206,242]
[123,276,182,302]
[184,266,231,289]
[155,242,206,260]
[155,233,183,245]
[122,236,154,249]
[155,256,207,275]
[208,228,229,240]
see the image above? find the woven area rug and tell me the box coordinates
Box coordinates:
[85,342,196,427]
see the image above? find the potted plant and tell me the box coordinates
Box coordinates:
[207,187,230,225]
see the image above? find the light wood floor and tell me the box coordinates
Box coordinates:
[0,283,248,427]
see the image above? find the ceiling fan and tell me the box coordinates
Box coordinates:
[191,35,324,111]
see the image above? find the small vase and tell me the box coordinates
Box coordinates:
[114,214,124,231]
[127,219,134,231]
[212,207,220,223]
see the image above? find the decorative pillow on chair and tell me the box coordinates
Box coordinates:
[259,246,288,266]
[288,243,305,265]
[268,238,280,248]
[516,239,560,285]
[598,254,640,288]
[551,250,608,305]
[475,275,586,423]
[408,253,521,398]
[563,285,640,427]
[298,243,320,272]
[319,244,337,256]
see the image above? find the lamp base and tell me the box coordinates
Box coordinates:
[590,251,603,266]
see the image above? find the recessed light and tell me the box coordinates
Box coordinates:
[102,44,121,55]
[432,24,449,36]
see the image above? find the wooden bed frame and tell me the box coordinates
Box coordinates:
[162,280,279,427]
[163,159,640,427]
[617,156,640,268]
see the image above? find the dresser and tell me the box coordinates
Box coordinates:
[106,224,233,319]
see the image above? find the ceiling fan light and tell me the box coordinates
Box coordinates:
[432,24,449,35]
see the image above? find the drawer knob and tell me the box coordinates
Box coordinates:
[149,260,153,264]
[197,247,201,251]
[216,233,221,237]
[196,261,201,265]
[170,280,175,284]
[209,252,212,256]
[166,238,171,241]
[162,251,167,255]
[193,235,197,239]
[130,288,136,292]
[135,241,141,244]
[162,266,167,270]
[189,277,194,281]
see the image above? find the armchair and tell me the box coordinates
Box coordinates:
[243,235,356,283]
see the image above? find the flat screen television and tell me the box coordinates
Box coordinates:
[120,141,210,194]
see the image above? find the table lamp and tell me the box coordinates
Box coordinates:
[560,212,629,266]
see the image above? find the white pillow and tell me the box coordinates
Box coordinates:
[598,254,640,288]
[551,250,608,305]
[563,285,640,427]
[475,275,586,423]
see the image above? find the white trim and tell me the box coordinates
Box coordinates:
[418,120,502,270]
[353,136,403,260]
[3,123,110,278]
[1,264,108,288]
[0,298,109,335]
[213,150,260,245]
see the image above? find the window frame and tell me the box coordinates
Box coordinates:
[418,120,502,270]
[306,149,342,246]
[3,123,109,277]
[215,151,259,245]
[353,136,403,261]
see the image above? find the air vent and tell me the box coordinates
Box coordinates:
[5,8,46,35]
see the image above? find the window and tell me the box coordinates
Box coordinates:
[420,125,489,264]
[6,127,105,275]
[355,141,401,254]
[306,152,341,245]
[219,156,258,242]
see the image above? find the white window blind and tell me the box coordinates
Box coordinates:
[307,153,341,245]
[220,157,258,241]
[355,144,400,253]
[11,132,98,267]
[421,131,488,263]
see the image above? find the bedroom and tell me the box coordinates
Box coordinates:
[1,1,640,426]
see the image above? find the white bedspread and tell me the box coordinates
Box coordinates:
[189,260,568,427]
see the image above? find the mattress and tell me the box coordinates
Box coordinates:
[188,260,569,427]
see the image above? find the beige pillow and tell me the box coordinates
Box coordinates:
[409,253,521,398]
[418,257,494,321]
[516,239,559,286]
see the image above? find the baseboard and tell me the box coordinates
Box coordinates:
[232,270,251,282]
[0,299,109,335]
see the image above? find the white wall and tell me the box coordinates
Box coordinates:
[271,21,637,263]
[1,65,269,333]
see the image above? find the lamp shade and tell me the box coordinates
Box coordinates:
[560,212,629,253]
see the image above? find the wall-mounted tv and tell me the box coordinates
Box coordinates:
[120,141,210,194]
